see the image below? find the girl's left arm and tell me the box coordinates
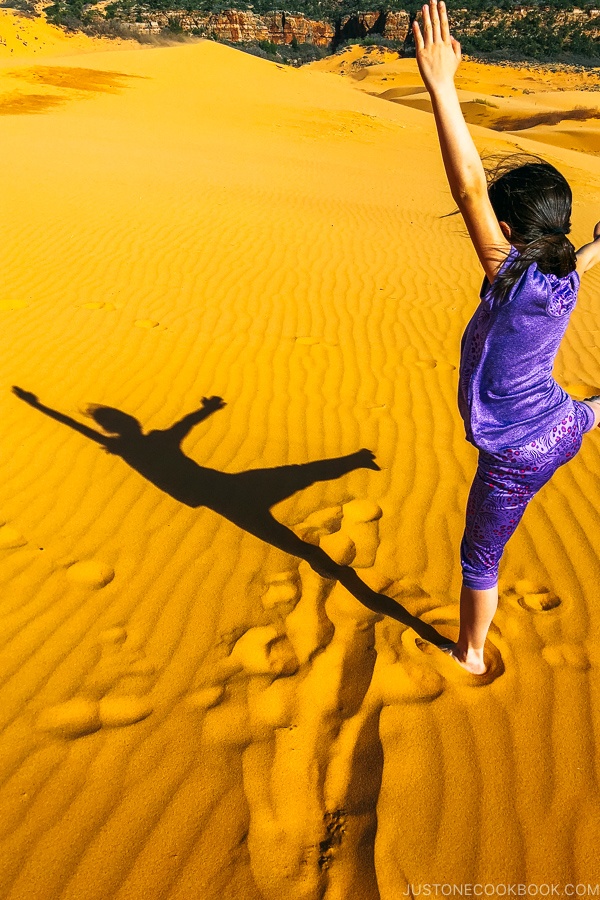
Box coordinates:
[413,0,511,283]
[576,221,600,276]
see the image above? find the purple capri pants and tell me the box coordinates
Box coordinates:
[461,402,595,590]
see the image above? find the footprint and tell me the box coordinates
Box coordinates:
[38,627,155,738]
[319,530,356,566]
[339,499,382,568]
[37,699,101,739]
[403,607,505,686]
[542,644,591,672]
[98,696,153,727]
[285,562,335,665]
[295,498,382,568]
[0,523,27,549]
[412,634,505,686]
[513,580,561,612]
[227,626,299,677]
[66,559,115,589]
[376,656,445,704]
[542,643,590,670]
[135,319,159,329]
[518,591,561,612]
[261,570,300,610]
[295,505,343,546]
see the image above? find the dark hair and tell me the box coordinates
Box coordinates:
[485,155,577,305]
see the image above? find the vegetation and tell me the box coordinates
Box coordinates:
[232,37,328,62]
[40,0,600,67]
[452,9,600,65]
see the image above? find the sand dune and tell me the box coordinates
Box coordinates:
[2,17,600,898]
[0,8,135,58]
[311,47,600,157]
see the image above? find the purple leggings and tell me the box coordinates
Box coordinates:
[461,402,595,590]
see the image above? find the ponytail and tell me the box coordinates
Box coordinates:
[491,231,577,306]
[484,155,577,305]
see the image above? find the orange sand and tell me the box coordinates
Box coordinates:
[2,12,600,897]
[312,47,600,156]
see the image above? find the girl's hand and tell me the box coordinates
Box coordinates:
[413,0,462,94]
[594,220,600,241]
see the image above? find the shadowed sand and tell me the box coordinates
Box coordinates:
[12,386,448,646]
[1,13,600,899]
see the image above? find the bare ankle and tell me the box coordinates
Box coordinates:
[451,643,487,675]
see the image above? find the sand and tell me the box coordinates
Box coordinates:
[1,10,600,897]
[312,47,600,155]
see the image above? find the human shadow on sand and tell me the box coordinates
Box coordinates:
[13,386,447,647]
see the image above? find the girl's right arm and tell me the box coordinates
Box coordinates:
[413,0,511,284]
[576,221,600,275]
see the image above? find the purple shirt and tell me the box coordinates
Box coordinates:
[459,248,580,453]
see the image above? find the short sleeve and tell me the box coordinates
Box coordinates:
[545,269,580,318]
[479,247,519,307]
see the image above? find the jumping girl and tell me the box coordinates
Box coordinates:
[413,0,600,674]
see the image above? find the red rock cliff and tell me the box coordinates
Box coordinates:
[120,8,410,45]
[126,10,335,45]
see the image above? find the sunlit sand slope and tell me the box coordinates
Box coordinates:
[312,47,600,156]
[2,39,600,899]
[0,8,135,58]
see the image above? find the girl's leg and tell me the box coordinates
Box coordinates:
[582,397,600,429]
[455,459,535,674]
[453,583,498,674]
[452,404,590,675]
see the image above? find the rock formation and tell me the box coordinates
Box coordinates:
[122,10,335,44]
[118,8,410,46]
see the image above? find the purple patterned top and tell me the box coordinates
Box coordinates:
[458,247,580,453]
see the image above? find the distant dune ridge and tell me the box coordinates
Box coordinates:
[2,9,600,898]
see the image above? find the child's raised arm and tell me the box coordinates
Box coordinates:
[576,221,600,276]
[413,0,511,283]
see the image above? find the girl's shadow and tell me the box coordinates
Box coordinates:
[12,386,447,646]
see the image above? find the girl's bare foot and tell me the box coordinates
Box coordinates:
[440,642,487,676]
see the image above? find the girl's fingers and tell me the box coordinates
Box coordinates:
[439,0,451,43]
[451,36,462,62]
[412,19,425,52]
[422,2,432,44]
[430,0,442,42]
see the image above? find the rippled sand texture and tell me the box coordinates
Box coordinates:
[2,19,600,899]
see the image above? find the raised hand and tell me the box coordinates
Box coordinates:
[12,386,39,406]
[593,221,600,241]
[413,0,462,93]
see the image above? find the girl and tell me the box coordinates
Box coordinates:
[413,0,600,674]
